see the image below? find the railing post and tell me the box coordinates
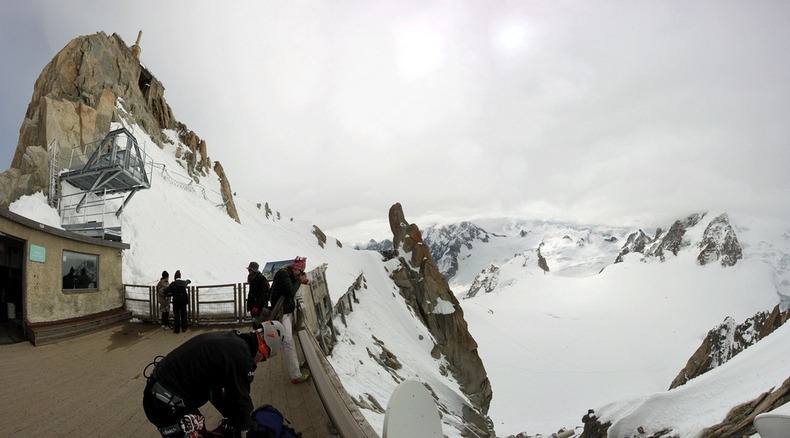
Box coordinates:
[236,283,240,323]
[339,301,347,327]
[150,285,156,324]
[192,286,198,325]
[242,282,247,323]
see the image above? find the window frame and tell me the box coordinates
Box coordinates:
[62,249,99,293]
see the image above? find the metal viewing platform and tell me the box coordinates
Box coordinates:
[59,127,151,216]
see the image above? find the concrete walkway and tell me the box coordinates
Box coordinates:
[0,322,334,437]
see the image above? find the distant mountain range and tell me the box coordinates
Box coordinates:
[356,211,790,436]
[359,212,786,300]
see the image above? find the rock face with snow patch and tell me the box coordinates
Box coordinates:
[0,31,239,222]
[696,213,743,267]
[643,213,706,261]
[670,304,790,389]
[613,213,744,269]
[421,221,493,280]
[388,203,494,436]
[614,229,653,263]
[465,265,500,298]
[701,375,790,437]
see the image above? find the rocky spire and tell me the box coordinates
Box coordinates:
[388,202,494,437]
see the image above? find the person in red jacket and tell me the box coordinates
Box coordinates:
[143,321,284,437]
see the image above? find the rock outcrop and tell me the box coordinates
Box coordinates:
[176,121,212,180]
[614,229,653,263]
[537,244,550,272]
[388,203,494,437]
[670,304,790,389]
[213,161,239,223]
[643,213,706,261]
[701,376,790,437]
[465,264,500,298]
[697,213,743,267]
[1,31,239,223]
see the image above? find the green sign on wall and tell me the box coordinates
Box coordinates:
[29,244,46,263]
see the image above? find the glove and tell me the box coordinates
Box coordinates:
[252,307,259,314]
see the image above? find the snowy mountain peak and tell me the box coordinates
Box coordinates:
[697,213,743,267]
[614,229,654,263]
[422,221,494,280]
[643,212,707,261]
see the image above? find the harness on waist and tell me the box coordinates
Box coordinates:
[144,355,187,408]
[149,380,186,408]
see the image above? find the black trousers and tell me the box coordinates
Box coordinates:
[173,304,188,333]
[142,379,235,436]
[142,379,199,437]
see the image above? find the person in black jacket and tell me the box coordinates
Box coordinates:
[269,256,310,384]
[245,262,270,327]
[143,321,285,437]
[164,270,191,334]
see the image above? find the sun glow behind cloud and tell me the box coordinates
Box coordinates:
[393,16,445,77]
[495,22,530,52]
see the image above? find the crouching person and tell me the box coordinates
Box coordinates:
[142,321,285,437]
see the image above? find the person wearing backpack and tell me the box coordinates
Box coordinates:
[143,321,285,437]
[269,256,310,384]
[245,262,270,327]
[163,270,191,334]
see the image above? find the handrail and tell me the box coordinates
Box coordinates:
[124,282,248,325]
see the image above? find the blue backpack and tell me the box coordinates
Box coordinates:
[249,404,302,438]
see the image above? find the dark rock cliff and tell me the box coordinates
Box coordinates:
[388,202,494,437]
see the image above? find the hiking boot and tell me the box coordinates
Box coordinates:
[290,373,310,384]
[206,418,237,437]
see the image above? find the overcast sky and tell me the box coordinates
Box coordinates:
[2,1,789,243]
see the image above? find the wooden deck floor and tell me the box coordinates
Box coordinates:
[0,321,334,437]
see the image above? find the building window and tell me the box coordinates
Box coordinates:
[62,250,99,291]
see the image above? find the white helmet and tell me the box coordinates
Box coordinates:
[255,320,284,360]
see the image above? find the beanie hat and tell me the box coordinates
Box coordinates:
[161,270,169,279]
[292,257,306,271]
[175,270,181,279]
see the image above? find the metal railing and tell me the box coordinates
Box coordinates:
[123,282,250,325]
